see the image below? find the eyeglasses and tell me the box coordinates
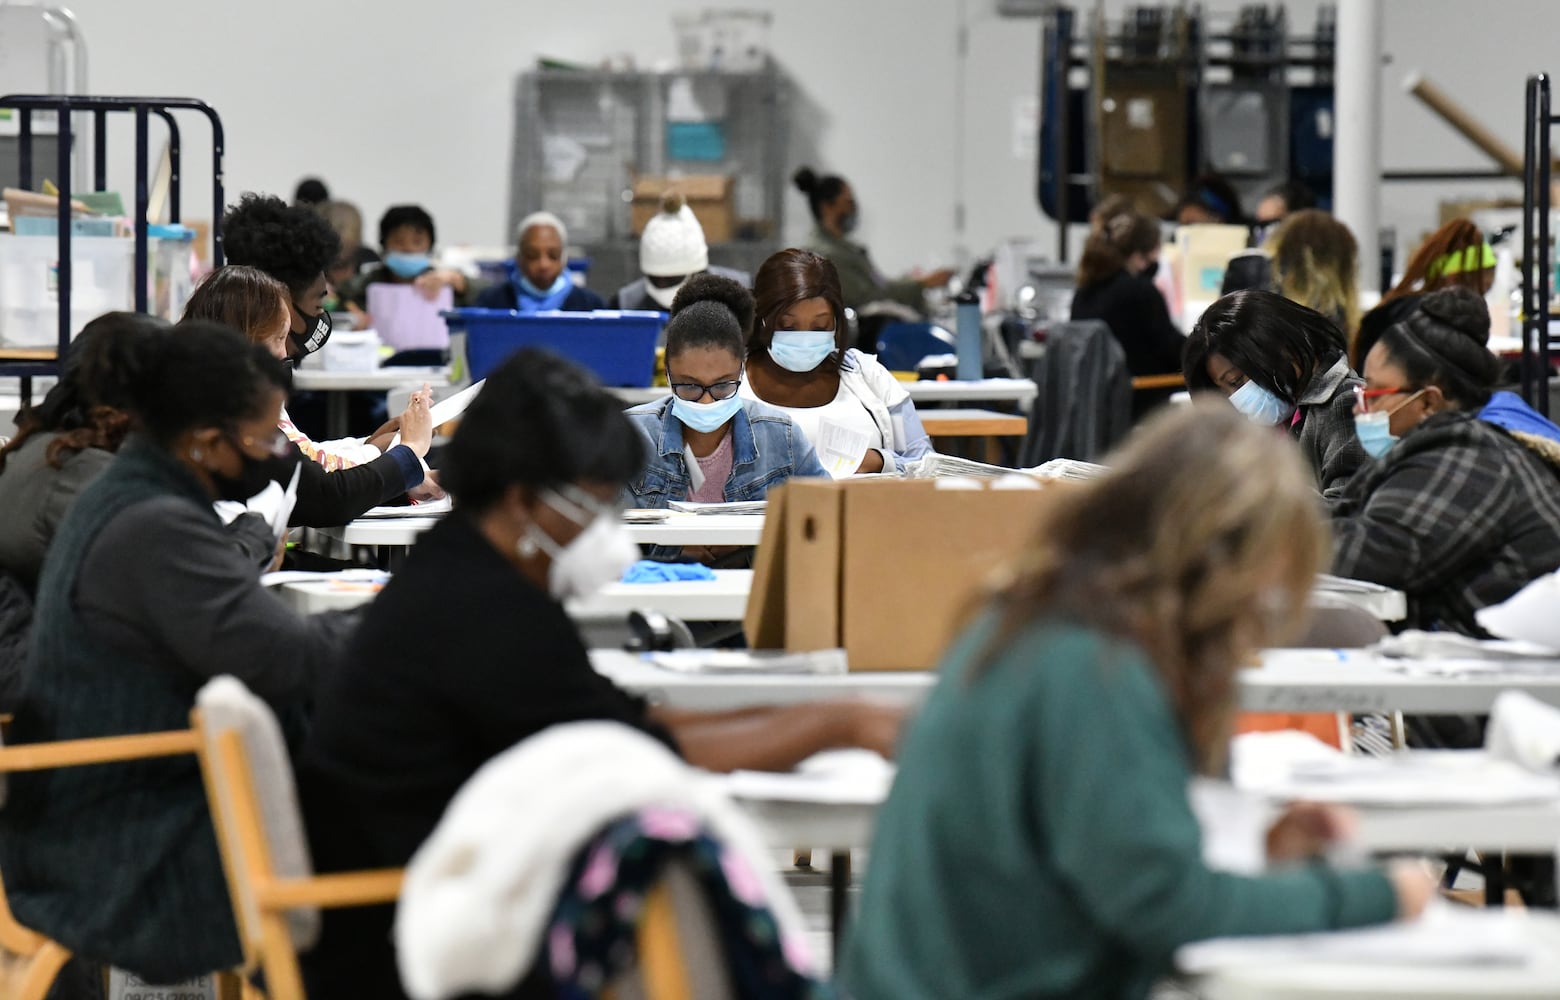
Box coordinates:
[545,483,624,527]
[1353,385,1420,415]
[230,427,293,458]
[668,372,743,403]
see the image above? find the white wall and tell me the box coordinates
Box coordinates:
[29,0,1560,281]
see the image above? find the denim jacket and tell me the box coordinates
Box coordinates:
[623,397,826,508]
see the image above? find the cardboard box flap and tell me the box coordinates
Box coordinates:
[631,174,733,202]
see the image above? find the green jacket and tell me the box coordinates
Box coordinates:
[802,225,926,313]
[842,618,1397,1000]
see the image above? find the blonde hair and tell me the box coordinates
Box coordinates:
[1269,209,1361,347]
[976,404,1327,773]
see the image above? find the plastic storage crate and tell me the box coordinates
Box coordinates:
[0,233,133,347]
[446,308,665,386]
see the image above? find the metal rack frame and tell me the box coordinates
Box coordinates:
[0,95,225,406]
[1521,74,1555,415]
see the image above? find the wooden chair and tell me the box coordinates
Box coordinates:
[191,677,402,1000]
[1130,372,1186,392]
[0,727,200,1000]
[609,862,733,1000]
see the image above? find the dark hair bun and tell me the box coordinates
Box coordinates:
[670,273,755,335]
[1417,287,1491,346]
[792,167,818,195]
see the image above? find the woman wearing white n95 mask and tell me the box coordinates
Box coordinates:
[297,346,907,1000]
[1182,289,1368,503]
[741,248,934,475]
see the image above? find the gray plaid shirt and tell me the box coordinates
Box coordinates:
[1330,412,1560,635]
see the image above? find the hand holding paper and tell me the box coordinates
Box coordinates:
[815,418,873,479]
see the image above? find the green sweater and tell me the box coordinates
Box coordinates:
[802,225,926,314]
[842,619,1396,1000]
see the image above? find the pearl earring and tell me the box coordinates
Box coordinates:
[517,534,539,559]
[190,448,203,462]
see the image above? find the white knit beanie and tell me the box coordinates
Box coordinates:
[639,192,709,277]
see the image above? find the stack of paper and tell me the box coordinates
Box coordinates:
[623,509,671,524]
[726,749,895,805]
[1315,573,1398,595]
[902,455,1107,482]
[360,496,453,518]
[667,500,767,515]
[1478,568,1560,650]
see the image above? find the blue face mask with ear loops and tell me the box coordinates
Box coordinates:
[1228,380,1295,427]
[1353,411,1398,460]
[672,393,743,433]
[768,330,839,373]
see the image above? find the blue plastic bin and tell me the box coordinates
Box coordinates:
[445,308,666,386]
[667,121,726,161]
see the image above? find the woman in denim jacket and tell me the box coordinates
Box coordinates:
[625,275,825,524]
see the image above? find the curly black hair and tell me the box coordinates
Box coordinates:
[221,193,341,297]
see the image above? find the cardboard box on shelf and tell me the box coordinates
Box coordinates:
[630,174,734,243]
[745,477,1063,672]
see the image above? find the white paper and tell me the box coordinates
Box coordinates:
[391,379,484,448]
[359,496,452,518]
[666,500,766,515]
[645,649,847,675]
[1478,569,1560,651]
[1187,777,1279,876]
[261,569,389,588]
[815,418,872,479]
[726,749,894,805]
[1487,691,1560,772]
[273,463,301,540]
[1236,745,1560,806]
[1177,902,1540,973]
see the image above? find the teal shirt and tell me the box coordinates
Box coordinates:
[842,618,1397,1000]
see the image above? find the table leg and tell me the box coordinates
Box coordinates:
[830,850,850,964]
[326,391,349,440]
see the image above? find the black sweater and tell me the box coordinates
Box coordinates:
[1070,270,1187,377]
[299,513,669,999]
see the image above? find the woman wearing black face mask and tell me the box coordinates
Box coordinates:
[1070,210,1187,417]
[795,166,953,315]
[0,322,359,986]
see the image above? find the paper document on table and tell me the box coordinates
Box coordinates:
[666,500,766,515]
[815,418,872,478]
[1373,629,1560,661]
[1236,747,1560,806]
[359,496,452,518]
[366,282,453,351]
[1477,568,1560,650]
[726,749,894,805]
[1177,902,1540,973]
[261,569,389,588]
[644,649,847,675]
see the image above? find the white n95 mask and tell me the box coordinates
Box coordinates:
[520,486,638,600]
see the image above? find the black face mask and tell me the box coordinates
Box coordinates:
[288,305,332,362]
[209,437,302,503]
[1135,262,1159,280]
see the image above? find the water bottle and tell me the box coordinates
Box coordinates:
[955,289,982,381]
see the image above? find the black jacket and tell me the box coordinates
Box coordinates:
[289,441,413,527]
[1070,270,1186,377]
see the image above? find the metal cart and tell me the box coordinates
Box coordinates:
[0,95,226,407]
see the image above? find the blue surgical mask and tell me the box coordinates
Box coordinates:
[672,393,742,433]
[1228,379,1295,427]
[769,329,838,373]
[518,272,571,300]
[383,252,431,279]
[1354,410,1398,460]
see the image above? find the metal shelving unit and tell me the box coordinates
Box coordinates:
[507,66,789,294]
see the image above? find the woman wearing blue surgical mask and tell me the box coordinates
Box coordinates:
[741,248,935,476]
[1330,290,1560,637]
[336,204,475,354]
[298,346,904,1000]
[474,212,606,315]
[624,274,824,522]
[1183,289,1367,502]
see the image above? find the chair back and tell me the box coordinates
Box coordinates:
[608,861,736,1000]
[875,322,955,373]
[193,676,321,958]
[1021,319,1131,465]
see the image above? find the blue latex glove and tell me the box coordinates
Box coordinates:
[622,560,718,584]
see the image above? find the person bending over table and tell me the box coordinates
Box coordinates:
[1184,289,1367,503]
[180,266,444,523]
[741,248,933,475]
[624,273,824,562]
[298,347,904,1000]
[842,405,1430,1000]
[1332,289,1560,637]
[0,325,355,986]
